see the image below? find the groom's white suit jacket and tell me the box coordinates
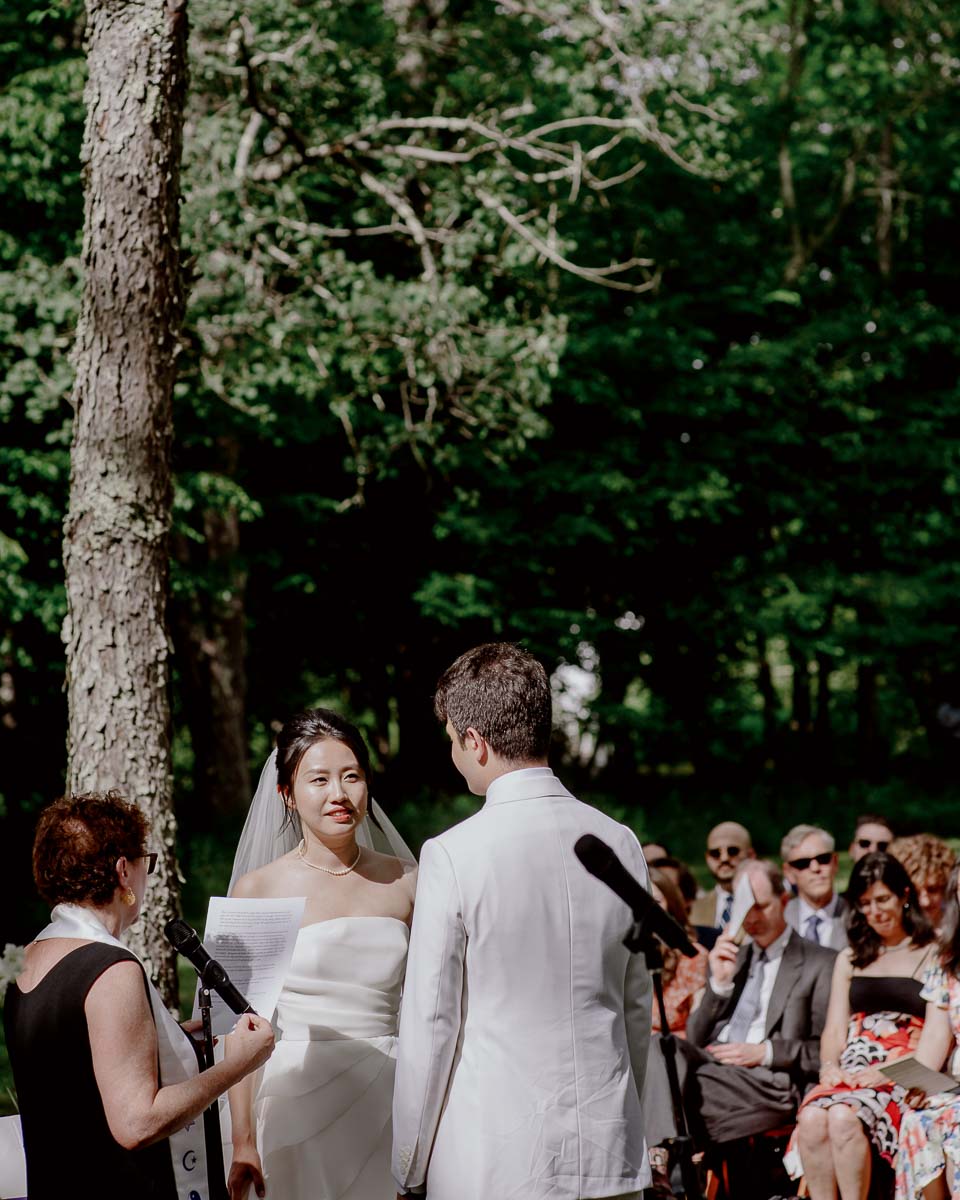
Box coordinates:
[392,767,652,1200]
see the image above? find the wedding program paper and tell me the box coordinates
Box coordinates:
[879,1055,960,1096]
[726,871,758,942]
[194,895,306,1036]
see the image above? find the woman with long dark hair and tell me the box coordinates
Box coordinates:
[896,861,960,1199]
[648,867,708,1036]
[225,709,416,1200]
[786,852,936,1199]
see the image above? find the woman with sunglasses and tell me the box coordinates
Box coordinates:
[785,852,935,1199]
[896,861,960,1199]
[3,791,275,1200]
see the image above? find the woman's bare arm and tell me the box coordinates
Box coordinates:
[819,950,853,1082]
[86,960,273,1151]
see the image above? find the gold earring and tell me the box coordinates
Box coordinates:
[122,888,137,907]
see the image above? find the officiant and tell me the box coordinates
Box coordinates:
[3,791,275,1200]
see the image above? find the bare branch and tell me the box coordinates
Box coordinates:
[359,170,438,285]
[476,188,658,292]
[234,111,263,180]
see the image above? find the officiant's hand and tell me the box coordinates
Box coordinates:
[179,1017,216,1046]
[227,1013,275,1074]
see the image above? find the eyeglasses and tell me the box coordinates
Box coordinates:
[787,851,834,871]
[707,846,744,860]
[856,838,890,852]
[143,852,158,875]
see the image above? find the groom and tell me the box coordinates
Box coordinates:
[392,643,652,1200]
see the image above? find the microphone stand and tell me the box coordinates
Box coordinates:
[185,968,231,1200]
[623,918,704,1200]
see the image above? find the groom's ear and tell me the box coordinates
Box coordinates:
[464,726,489,764]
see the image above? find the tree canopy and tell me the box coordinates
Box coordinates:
[2,0,959,946]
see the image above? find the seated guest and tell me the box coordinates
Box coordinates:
[896,861,960,1200]
[649,866,709,1037]
[890,834,957,932]
[649,854,700,920]
[690,821,756,940]
[685,861,836,1143]
[788,852,936,1199]
[849,813,895,864]
[783,824,849,950]
[643,859,834,1198]
[3,792,275,1200]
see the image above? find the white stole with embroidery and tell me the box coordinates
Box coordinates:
[34,904,209,1200]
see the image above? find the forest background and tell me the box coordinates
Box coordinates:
[1,0,959,994]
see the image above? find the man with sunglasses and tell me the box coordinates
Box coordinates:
[781,824,849,951]
[690,822,755,947]
[848,813,894,864]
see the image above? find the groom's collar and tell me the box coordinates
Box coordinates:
[484,767,572,806]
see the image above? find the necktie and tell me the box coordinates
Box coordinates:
[804,913,823,944]
[719,892,733,929]
[725,947,767,1043]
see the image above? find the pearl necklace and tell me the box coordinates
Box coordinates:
[297,839,362,876]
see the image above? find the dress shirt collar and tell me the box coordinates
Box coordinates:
[484,767,567,806]
[753,926,791,967]
[797,893,839,927]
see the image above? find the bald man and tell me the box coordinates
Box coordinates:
[690,822,756,935]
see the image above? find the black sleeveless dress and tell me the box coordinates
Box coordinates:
[786,973,928,1174]
[3,941,178,1199]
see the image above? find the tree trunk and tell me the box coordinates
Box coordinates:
[756,636,779,763]
[790,645,812,735]
[857,661,882,775]
[814,651,833,743]
[63,0,188,1006]
[171,504,251,823]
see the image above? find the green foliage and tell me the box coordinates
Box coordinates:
[2,0,960,942]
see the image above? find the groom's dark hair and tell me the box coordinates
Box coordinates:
[434,642,552,761]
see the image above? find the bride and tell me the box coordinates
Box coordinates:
[225,708,417,1200]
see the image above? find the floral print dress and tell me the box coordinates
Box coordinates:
[785,974,927,1179]
[651,943,709,1036]
[896,965,960,1198]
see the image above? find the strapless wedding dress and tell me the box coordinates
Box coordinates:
[255,916,409,1199]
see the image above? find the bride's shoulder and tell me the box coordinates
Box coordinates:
[364,847,416,877]
[231,851,300,898]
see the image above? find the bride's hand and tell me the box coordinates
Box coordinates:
[229,1140,266,1200]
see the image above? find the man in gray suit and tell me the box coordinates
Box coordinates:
[682,860,836,1158]
[782,823,850,951]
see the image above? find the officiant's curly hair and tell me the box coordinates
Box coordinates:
[33,791,149,906]
[434,642,552,761]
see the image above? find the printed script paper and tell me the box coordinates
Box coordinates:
[194,895,306,1035]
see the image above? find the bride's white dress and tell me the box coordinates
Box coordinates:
[255,916,409,1199]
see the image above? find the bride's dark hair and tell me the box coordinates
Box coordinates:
[277,708,383,833]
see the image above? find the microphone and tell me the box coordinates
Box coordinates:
[574,834,698,958]
[164,918,256,1014]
